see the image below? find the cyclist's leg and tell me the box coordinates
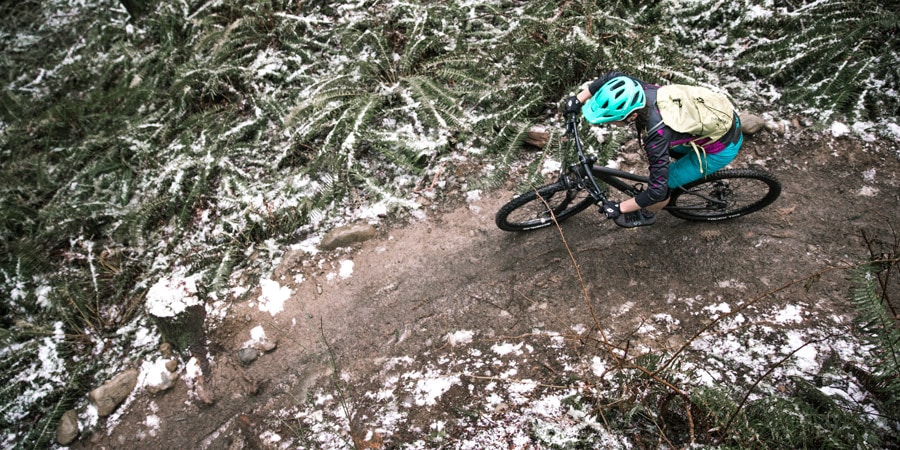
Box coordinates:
[668,135,743,189]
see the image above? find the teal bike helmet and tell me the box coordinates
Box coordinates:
[582,76,646,124]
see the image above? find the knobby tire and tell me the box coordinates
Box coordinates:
[666,168,781,221]
[495,182,594,232]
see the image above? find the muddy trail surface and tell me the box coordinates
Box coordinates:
[80,132,900,449]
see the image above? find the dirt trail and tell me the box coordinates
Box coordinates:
[80,133,900,449]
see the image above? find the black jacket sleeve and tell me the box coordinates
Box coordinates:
[636,122,671,207]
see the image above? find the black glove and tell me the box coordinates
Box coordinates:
[602,202,621,219]
[563,96,582,114]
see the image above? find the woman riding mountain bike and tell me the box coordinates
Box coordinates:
[564,72,744,228]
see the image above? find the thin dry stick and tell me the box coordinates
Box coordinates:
[318,318,355,448]
[531,183,700,392]
[686,399,696,445]
[532,186,622,367]
[717,333,837,442]
[653,263,853,377]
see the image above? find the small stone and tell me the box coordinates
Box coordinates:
[89,368,139,417]
[739,113,766,135]
[238,348,259,365]
[764,121,786,135]
[56,409,79,445]
[145,366,179,394]
[165,359,179,372]
[194,376,215,405]
[621,151,643,165]
[320,223,377,250]
[621,138,641,153]
[258,338,277,353]
[159,342,173,358]
[699,229,722,242]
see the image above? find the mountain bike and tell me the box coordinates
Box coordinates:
[495,112,781,232]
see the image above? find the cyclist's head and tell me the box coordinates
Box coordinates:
[582,76,646,124]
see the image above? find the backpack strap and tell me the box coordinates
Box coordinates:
[648,118,709,175]
[689,141,708,175]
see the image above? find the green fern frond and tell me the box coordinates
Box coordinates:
[849,265,900,414]
[737,0,899,120]
[119,196,174,243]
[742,377,881,449]
[406,76,466,130]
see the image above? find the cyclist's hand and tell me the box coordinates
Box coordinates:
[563,96,582,115]
[602,202,621,219]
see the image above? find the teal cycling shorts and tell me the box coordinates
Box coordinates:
[667,134,742,189]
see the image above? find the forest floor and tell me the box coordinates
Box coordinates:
[76,128,900,449]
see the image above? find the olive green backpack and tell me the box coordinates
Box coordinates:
[654,85,734,142]
[652,85,735,173]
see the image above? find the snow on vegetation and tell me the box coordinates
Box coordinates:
[0,0,898,447]
[269,296,881,448]
[0,323,67,425]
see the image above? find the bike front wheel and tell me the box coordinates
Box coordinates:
[495,181,595,231]
[667,168,781,221]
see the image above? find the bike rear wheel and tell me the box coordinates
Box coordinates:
[495,181,595,231]
[667,168,781,221]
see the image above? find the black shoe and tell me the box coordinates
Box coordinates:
[614,209,656,228]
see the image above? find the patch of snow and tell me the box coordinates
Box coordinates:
[260,430,282,445]
[145,273,203,318]
[183,357,203,381]
[355,200,389,221]
[137,357,176,391]
[886,122,900,141]
[338,260,354,279]
[774,304,804,324]
[857,186,880,197]
[145,414,160,437]
[491,342,524,356]
[292,235,322,255]
[446,330,475,346]
[590,356,607,377]
[242,325,272,351]
[258,278,291,316]
[702,302,731,316]
[852,122,877,142]
[829,121,851,137]
[716,279,747,290]
[541,159,561,175]
[862,168,876,182]
[745,4,773,19]
[408,371,460,406]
